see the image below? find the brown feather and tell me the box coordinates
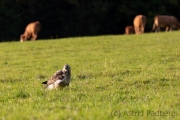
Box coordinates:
[42,64,71,90]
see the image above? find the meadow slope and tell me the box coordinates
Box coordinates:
[0,32,180,120]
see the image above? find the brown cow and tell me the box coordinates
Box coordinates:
[133,15,146,34]
[125,26,135,35]
[20,21,41,42]
[152,15,180,32]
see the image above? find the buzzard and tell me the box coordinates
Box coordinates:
[42,64,71,90]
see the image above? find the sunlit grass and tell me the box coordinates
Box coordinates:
[0,32,180,120]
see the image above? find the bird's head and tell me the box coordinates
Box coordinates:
[63,64,71,73]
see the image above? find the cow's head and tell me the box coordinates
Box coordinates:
[20,34,26,42]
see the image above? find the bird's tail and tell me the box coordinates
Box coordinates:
[42,81,47,84]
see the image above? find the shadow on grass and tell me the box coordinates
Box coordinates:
[36,74,47,80]
[131,78,171,87]
[0,78,23,83]
[16,90,30,99]
[76,74,91,80]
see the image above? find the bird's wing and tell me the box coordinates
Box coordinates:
[47,79,55,85]
[47,70,64,85]
[55,70,64,80]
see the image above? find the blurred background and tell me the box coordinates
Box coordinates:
[0,0,180,41]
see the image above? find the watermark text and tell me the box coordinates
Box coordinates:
[111,110,176,118]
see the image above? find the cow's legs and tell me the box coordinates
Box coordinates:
[165,27,170,31]
[155,27,158,32]
[141,26,145,34]
[134,27,139,34]
[153,25,158,32]
[169,26,173,31]
[135,26,141,34]
[31,34,37,41]
[157,27,160,32]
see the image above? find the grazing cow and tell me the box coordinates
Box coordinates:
[133,15,147,34]
[125,26,135,35]
[20,21,41,42]
[152,15,180,32]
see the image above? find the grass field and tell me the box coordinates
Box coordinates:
[0,32,180,120]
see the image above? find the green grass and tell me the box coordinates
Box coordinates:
[0,31,180,120]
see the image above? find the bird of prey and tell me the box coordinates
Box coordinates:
[42,64,71,90]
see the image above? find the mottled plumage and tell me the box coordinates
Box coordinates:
[42,64,71,90]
